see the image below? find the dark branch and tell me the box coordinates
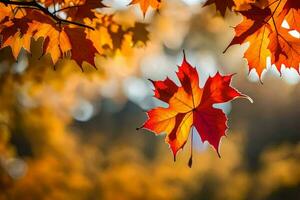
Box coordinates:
[0,0,95,30]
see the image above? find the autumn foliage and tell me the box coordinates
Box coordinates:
[0,2,300,200]
[0,0,149,69]
[0,0,299,167]
[0,0,299,76]
[205,0,300,78]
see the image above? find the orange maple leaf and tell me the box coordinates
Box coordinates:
[204,0,235,16]
[224,0,300,79]
[0,3,11,22]
[281,0,300,32]
[203,0,270,15]
[130,0,161,16]
[0,17,32,59]
[138,53,252,166]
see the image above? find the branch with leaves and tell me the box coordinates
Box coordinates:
[0,0,94,30]
[0,0,149,69]
[131,0,299,80]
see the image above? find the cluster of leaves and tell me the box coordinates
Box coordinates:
[0,0,299,74]
[0,0,149,69]
[205,0,300,78]
[136,0,299,79]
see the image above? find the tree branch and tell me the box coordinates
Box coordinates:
[0,0,95,30]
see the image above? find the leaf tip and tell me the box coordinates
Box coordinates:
[259,77,264,84]
[223,45,230,54]
[242,95,254,103]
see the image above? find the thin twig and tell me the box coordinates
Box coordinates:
[0,0,95,30]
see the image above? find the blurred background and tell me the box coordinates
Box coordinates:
[0,0,299,199]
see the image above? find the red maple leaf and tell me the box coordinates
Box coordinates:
[65,0,107,20]
[138,52,252,167]
[64,27,98,67]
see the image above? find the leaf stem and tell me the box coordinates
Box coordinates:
[188,127,194,168]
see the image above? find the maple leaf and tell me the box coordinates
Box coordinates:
[224,0,300,79]
[0,17,32,59]
[268,27,300,71]
[25,10,71,64]
[65,0,107,20]
[203,0,235,16]
[108,25,127,51]
[0,9,72,65]
[280,0,300,32]
[64,27,98,68]
[138,53,252,166]
[128,23,149,45]
[0,3,11,22]
[130,0,161,16]
[203,0,277,15]
[223,6,273,77]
